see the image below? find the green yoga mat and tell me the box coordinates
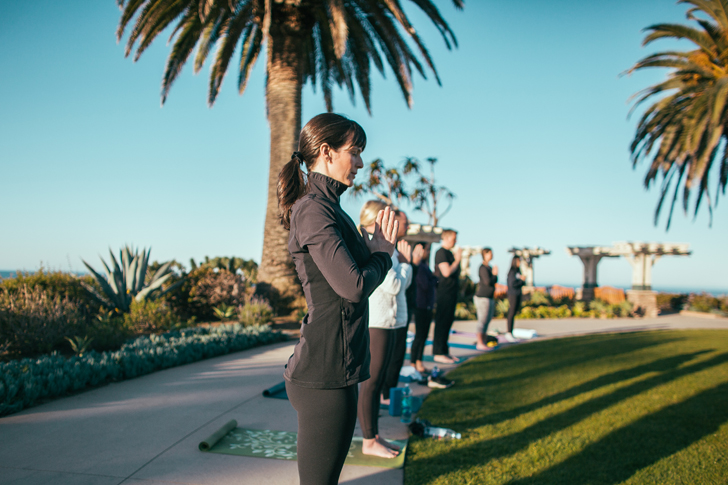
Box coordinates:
[199,420,407,469]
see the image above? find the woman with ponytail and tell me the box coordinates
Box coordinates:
[278,113,399,485]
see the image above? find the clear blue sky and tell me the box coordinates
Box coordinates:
[1,0,726,292]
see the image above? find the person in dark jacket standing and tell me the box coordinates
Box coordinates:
[410,242,438,374]
[433,229,462,364]
[474,247,498,350]
[277,113,398,485]
[506,255,526,342]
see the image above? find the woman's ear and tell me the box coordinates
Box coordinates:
[319,143,332,163]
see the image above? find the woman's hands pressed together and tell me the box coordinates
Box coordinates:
[397,240,412,264]
[361,207,399,256]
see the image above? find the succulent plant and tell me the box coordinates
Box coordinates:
[81,246,183,313]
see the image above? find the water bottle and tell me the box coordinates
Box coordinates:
[423,426,461,440]
[389,387,403,416]
[431,366,440,380]
[400,384,412,424]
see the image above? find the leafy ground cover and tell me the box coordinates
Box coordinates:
[406,330,728,485]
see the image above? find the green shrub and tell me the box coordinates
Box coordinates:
[573,301,586,317]
[555,305,572,318]
[589,299,608,317]
[519,306,537,319]
[656,293,688,313]
[454,302,475,320]
[0,269,99,314]
[614,300,634,317]
[238,297,274,327]
[191,256,258,284]
[123,299,181,334]
[688,293,724,314]
[0,285,89,359]
[526,291,551,307]
[186,268,249,321]
[0,323,287,417]
[496,298,509,318]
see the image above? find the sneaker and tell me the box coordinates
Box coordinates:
[428,375,454,389]
[504,332,519,343]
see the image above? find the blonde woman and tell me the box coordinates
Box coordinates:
[357,200,414,458]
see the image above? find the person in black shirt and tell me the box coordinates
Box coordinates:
[277,113,398,485]
[474,247,498,350]
[506,255,527,342]
[433,229,462,364]
[410,242,438,374]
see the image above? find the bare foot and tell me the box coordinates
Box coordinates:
[433,354,458,364]
[476,343,489,351]
[414,360,428,374]
[362,438,399,458]
[380,397,390,406]
[376,435,401,451]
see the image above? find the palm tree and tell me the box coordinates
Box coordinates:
[405,156,454,226]
[628,0,728,229]
[115,0,464,302]
[350,158,410,208]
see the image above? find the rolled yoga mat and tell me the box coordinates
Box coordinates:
[199,419,238,451]
[262,381,288,399]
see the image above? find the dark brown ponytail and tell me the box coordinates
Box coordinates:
[278,152,307,230]
[277,113,367,230]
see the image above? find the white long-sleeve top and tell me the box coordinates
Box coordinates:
[368,249,413,329]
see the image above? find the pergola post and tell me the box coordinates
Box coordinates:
[566,246,618,301]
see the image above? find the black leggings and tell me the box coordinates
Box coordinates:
[285,381,358,485]
[433,295,456,355]
[358,328,393,439]
[381,326,407,400]
[411,308,433,364]
[507,292,522,333]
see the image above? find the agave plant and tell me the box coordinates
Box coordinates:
[81,246,183,313]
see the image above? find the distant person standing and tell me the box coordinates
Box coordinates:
[410,243,438,374]
[506,255,526,342]
[433,229,462,364]
[474,247,498,350]
[380,210,424,407]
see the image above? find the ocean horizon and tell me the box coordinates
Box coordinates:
[1,270,725,296]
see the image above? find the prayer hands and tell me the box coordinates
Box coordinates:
[412,244,425,265]
[361,207,398,256]
[397,240,412,263]
[492,264,499,275]
[453,246,463,261]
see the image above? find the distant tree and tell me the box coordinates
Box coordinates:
[350,159,410,208]
[115,0,464,301]
[405,156,454,226]
[627,0,728,229]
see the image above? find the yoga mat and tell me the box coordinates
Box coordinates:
[199,419,238,451]
[262,381,288,400]
[199,425,408,469]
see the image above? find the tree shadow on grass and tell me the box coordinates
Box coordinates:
[452,332,681,392]
[409,352,728,483]
[505,380,728,485]
[445,350,712,430]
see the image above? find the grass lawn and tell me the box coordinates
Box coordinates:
[405,330,728,485]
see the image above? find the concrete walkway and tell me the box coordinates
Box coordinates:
[1,314,726,485]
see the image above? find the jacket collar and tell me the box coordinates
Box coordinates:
[307,171,348,202]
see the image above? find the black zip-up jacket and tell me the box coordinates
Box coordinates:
[507,267,526,294]
[284,172,393,389]
[475,264,498,298]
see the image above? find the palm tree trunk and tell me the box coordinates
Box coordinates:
[257,6,305,308]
